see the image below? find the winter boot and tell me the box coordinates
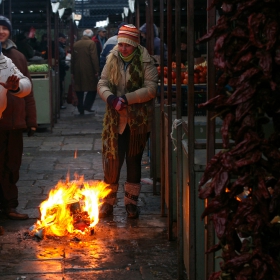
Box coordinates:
[99,183,118,218]
[124,182,141,219]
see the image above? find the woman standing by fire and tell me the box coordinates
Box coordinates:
[97,24,158,219]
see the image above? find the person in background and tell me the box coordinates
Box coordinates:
[15,32,34,60]
[38,33,48,57]
[92,27,107,66]
[139,23,167,66]
[0,15,37,220]
[97,24,158,219]
[99,22,128,73]
[173,32,203,66]
[58,32,69,109]
[71,29,99,115]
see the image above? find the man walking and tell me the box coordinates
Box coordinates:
[71,29,99,115]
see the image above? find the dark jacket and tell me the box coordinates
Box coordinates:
[58,41,68,80]
[92,35,107,64]
[71,36,100,91]
[0,39,37,130]
[139,23,167,66]
[99,35,118,73]
[16,39,34,60]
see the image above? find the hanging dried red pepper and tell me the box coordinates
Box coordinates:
[196,0,280,278]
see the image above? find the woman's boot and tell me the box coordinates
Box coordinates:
[99,183,118,218]
[124,182,141,219]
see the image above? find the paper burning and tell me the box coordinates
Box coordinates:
[30,175,110,238]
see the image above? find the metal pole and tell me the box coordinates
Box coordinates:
[205,1,216,278]
[187,0,196,278]
[46,0,53,131]
[167,0,173,241]
[135,0,140,29]
[54,13,60,121]
[175,0,184,277]
[159,0,166,217]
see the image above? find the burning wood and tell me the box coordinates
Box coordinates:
[30,175,110,238]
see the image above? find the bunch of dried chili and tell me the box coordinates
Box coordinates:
[196,0,280,279]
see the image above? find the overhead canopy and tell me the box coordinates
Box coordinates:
[0,0,73,31]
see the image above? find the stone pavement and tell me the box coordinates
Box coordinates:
[0,95,178,280]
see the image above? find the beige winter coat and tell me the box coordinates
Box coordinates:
[97,44,158,134]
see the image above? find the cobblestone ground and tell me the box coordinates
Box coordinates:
[0,96,178,280]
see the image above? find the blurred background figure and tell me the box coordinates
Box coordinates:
[139,23,167,66]
[38,33,48,57]
[92,27,107,66]
[172,32,203,66]
[58,32,69,109]
[71,29,99,115]
[99,22,127,73]
[15,32,34,60]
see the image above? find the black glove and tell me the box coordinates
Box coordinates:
[27,127,36,137]
[107,95,127,111]
[121,95,128,105]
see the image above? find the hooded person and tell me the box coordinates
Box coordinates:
[139,23,168,65]
[97,24,158,219]
[99,22,128,73]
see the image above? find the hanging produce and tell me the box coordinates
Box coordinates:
[196,0,280,279]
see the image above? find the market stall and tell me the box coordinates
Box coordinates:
[28,63,52,127]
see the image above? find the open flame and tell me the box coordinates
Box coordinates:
[30,175,110,237]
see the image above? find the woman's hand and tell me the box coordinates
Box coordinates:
[107,95,127,111]
[0,75,20,91]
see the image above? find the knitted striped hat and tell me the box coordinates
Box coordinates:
[118,24,140,47]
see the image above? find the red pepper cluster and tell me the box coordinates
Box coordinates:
[196,0,280,279]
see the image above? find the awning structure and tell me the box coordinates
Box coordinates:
[0,0,73,30]
[75,0,128,28]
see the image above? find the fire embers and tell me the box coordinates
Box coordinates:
[30,176,110,238]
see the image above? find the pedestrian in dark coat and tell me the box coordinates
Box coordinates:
[0,15,37,220]
[71,29,100,115]
[92,27,107,66]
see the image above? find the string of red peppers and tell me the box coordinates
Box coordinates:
[196,0,280,279]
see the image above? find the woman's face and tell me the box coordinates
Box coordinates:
[118,43,136,57]
[0,25,10,43]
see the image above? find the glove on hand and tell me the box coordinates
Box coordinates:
[121,94,128,105]
[107,95,127,111]
[27,127,36,137]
